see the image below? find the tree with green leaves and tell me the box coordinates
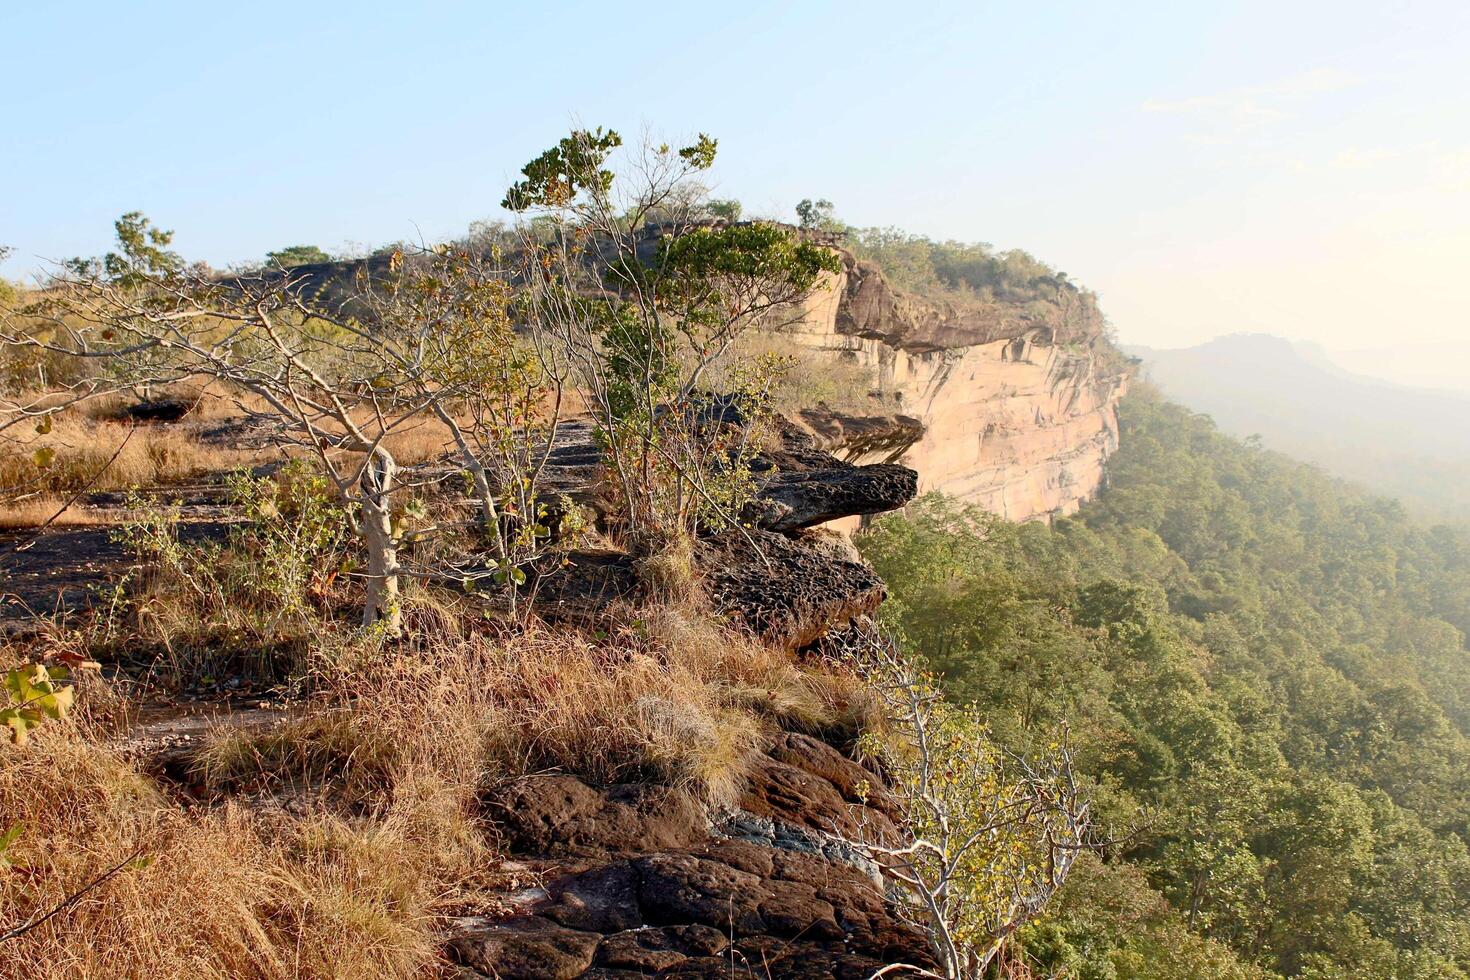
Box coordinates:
[860,394,1470,977]
[503,129,839,552]
[705,198,742,221]
[795,198,837,231]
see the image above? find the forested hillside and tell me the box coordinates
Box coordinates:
[860,390,1470,978]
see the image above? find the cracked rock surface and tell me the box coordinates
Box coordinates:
[457,732,935,979]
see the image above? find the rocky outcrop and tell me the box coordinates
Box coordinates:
[458,733,935,979]
[777,250,1128,522]
[531,419,916,650]
[743,421,918,534]
[699,528,887,650]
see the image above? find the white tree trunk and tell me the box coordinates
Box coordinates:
[359,451,401,634]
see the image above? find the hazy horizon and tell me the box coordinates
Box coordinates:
[5,1,1468,385]
[1136,332,1470,394]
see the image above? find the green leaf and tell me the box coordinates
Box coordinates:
[0,822,21,870]
[32,446,55,469]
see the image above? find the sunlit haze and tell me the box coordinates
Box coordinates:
[4,1,1468,386]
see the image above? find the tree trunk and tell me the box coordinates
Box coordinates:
[359,451,401,634]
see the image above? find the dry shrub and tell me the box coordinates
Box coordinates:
[0,594,879,978]
[633,531,701,606]
[199,607,876,811]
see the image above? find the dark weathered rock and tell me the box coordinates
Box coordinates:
[463,734,936,979]
[745,462,917,533]
[794,408,926,465]
[449,917,601,980]
[738,757,858,837]
[635,852,767,934]
[487,775,707,857]
[536,412,918,539]
[543,862,644,933]
[766,732,883,807]
[593,923,729,971]
[121,396,197,422]
[700,529,886,650]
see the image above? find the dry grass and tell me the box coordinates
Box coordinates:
[0,380,461,505]
[0,412,250,497]
[0,733,487,978]
[0,384,886,977]
[0,494,112,529]
[197,602,875,810]
[0,603,877,979]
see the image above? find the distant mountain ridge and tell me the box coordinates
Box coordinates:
[1128,333,1470,522]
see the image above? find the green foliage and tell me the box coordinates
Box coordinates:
[225,461,350,614]
[704,198,742,221]
[113,463,349,671]
[501,127,625,211]
[795,197,836,230]
[860,393,1470,977]
[787,203,1105,344]
[1023,854,1275,980]
[97,211,183,286]
[0,822,21,870]
[265,244,331,268]
[509,129,840,549]
[1,663,77,744]
[856,637,1089,976]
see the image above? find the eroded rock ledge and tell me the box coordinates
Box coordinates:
[782,247,1129,521]
[458,733,935,979]
[533,417,917,652]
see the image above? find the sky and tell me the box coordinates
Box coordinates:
[3,1,1468,386]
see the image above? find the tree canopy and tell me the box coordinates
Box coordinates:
[264,244,331,268]
[861,390,1470,978]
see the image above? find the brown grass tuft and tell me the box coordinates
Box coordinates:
[0,495,111,529]
[0,729,488,978]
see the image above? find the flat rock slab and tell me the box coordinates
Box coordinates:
[462,735,935,979]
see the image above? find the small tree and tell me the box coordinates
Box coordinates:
[854,632,1091,977]
[705,198,743,222]
[795,198,837,231]
[504,129,839,552]
[357,243,569,609]
[1,214,562,631]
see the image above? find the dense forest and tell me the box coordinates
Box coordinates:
[860,390,1470,979]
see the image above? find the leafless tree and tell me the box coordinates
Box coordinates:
[853,630,1091,978]
[0,214,563,631]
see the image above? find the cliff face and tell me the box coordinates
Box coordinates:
[781,251,1128,522]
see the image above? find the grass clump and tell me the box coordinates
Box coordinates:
[0,731,488,978]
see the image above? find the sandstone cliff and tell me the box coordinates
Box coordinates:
[781,248,1128,522]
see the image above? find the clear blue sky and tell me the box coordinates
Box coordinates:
[4,1,1468,379]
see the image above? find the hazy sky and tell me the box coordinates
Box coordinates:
[4,1,1468,382]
